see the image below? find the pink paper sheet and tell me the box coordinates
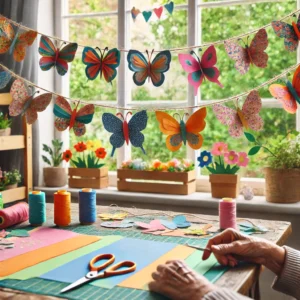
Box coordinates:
[0,227,78,261]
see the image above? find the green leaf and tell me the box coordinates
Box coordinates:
[228,166,240,174]
[72,157,86,168]
[42,144,53,156]
[94,163,105,169]
[206,166,216,174]
[42,155,51,166]
[244,132,256,143]
[248,146,261,156]
[87,153,95,168]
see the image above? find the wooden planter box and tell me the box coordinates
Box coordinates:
[117,169,196,195]
[68,167,109,189]
[209,174,240,198]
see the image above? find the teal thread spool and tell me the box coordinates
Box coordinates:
[29,191,46,226]
[79,188,96,225]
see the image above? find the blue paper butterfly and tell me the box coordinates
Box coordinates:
[0,69,11,89]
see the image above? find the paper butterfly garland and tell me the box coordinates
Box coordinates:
[0,17,37,62]
[53,96,95,136]
[98,212,128,221]
[224,29,268,75]
[38,35,78,76]
[213,90,263,138]
[9,79,52,124]
[269,65,300,114]
[156,108,207,151]
[135,220,165,232]
[127,50,171,87]
[0,68,12,89]
[82,47,120,83]
[160,215,191,229]
[179,45,223,96]
[272,14,300,52]
[102,110,148,156]
[100,221,134,228]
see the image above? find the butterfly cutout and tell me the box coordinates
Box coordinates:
[213,91,263,138]
[135,220,166,232]
[269,65,300,114]
[272,15,300,52]
[100,221,134,228]
[178,45,223,96]
[0,17,37,62]
[160,215,191,229]
[98,212,128,221]
[38,35,78,76]
[156,108,207,152]
[82,46,120,83]
[0,68,12,89]
[224,29,268,75]
[9,79,52,124]
[127,49,171,87]
[102,110,148,156]
[53,96,95,136]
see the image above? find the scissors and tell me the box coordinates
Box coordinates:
[60,254,136,293]
[185,242,211,252]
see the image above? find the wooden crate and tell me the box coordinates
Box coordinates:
[68,167,109,189]
[1,187,26,204]
[117,169,196,195]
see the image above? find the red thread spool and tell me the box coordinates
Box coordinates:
[0,202,29,229]
[219,198,237,230]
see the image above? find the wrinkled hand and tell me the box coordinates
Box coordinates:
[149,260,217,300]
[202,228,286,275]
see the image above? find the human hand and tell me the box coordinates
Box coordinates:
[149,260,217,300]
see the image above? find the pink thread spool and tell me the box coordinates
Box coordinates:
[219,198,237,230]
[0,202,29,229]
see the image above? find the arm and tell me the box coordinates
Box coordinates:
[204,289,251,300]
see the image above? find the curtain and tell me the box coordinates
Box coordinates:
[0,0,39,188]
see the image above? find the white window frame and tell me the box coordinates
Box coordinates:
[53,0,300,195]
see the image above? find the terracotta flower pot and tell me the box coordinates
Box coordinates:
[209,174,240,198]
[265,167,300,203]
[44,167,67,187]
[0,128,11,136]
[5,183,18,190]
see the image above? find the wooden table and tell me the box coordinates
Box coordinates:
[0,203,292,300]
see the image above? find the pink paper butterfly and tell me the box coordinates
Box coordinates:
[135,220,165,232]
[213,90,264,138]
[178,45,223,96]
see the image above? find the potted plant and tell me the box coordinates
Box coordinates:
[3,169,21,190]
[42,139,67,187]
[246,131,300,203]
[63,140,108,189]
[0,112,12,136]
[198,142,249,198]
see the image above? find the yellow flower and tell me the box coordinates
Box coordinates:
[86,140,101,151]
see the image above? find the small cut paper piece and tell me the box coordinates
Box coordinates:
[131,7,141,21]
[142,11,152,22]
[184,229,208,236]
[0,230,8,238]
[135,220,165,232]
[8,229,30,237]
[100,221,134,228]
[173,215,191,228]
[164,1,174,15]
[239,222,269,233]
[160,219,177,230]
[154,6,163,19]
[98,212,128,221]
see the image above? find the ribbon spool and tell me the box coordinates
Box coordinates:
[219,197,237,230]
[0,202,29,229]
[29,191,46,226]
[79,188,97,225]
[54,190,71,227]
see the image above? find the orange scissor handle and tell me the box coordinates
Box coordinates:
[89,254,115,272]
[104,260,136,277]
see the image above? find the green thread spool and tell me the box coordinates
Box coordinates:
[0,193,3,209]
[29,191,46,226]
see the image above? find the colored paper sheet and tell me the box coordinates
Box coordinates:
[0,227,79,261]
[119,244,195,290]
[0,235,100,277]
[4,236,123,281]
[41,237,177,289]
[203,263,229,283]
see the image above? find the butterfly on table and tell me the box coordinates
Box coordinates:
[38,35,78,76]
[269,65,300,114]
[102,110,148,156]
[0,17,37,62]
[127,49,171,87]
[53,96,95,137]
[9,79,52,124]
[82,46,120,83]
[0,67,12,89]
[178,45,223,96]
[155,108,207,152]
[224,29,268,75]
[213,91,264,138]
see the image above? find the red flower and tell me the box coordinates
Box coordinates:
[62,150,72,162]
[74,142,87,152]
[95,147,107,159]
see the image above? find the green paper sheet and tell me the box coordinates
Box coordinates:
[8,229,30,237]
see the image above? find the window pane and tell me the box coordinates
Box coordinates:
[69,0,117,14]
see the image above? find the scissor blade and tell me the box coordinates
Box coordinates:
[60,276,90,293]
[185,243,211,252]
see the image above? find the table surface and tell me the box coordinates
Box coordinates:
[0,203,292,300]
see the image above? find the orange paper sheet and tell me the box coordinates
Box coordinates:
[0,235,100,277]
[119,244,195,290]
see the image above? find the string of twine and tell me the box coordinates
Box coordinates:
[0,8,299,53]
[1,61,297,111]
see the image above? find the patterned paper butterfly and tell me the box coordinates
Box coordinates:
[213,91,263,138]
[53,96,95,136]
[272,14,300,52]
[269,65,300,114]
[82,47,120,83]
[178,45,223,96]
[9,79,52,124]
[127,50,171,87]
[102,110,148,156]
[38,35,78,76]
[224,29,268,75]
[0,67,12,89]
[0,17,37,62]
[156,108,207,152]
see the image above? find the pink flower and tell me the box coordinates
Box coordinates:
[183,159,192,168]
[168,158,180,168]
[237,152,249,167]
[224,151,238,165]
[211,142,228,156]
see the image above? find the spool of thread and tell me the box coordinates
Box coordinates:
[54,190,71,226]
[79,188,96,225]
[219,197,237,230]
[29,191,46,226]
[0,202,29,229]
